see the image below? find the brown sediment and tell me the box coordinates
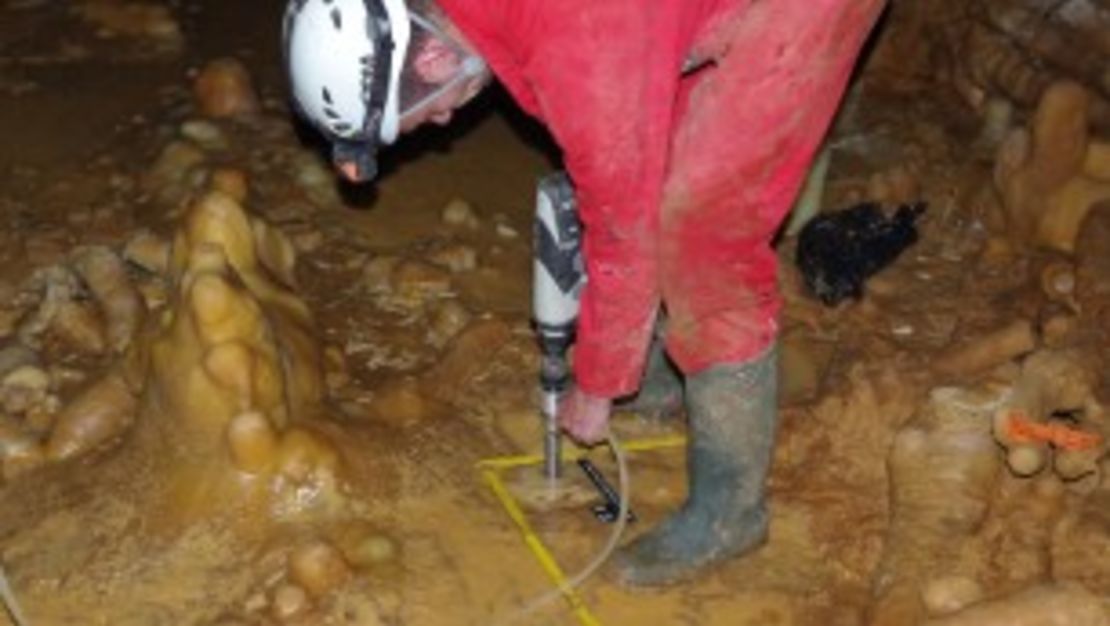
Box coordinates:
[3,2,1110,624]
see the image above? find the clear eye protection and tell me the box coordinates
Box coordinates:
[396,13,487,125]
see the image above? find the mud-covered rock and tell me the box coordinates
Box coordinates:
[270,583,310,621]
[0,365,51,415]
[193,58,261,118]
[426,300,471,350]
[390,260,453,302]
[123,230,171,275]
[291,153,339,206]
[427,244,478,273]
[361,256,399,294]
[45,370,136,461]
[144,140,208,206]
[180,119,230,152]
[441,198,480,229]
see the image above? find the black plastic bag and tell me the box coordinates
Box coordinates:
[795,202,927,306]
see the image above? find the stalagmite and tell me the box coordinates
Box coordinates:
[20,184,336,517]
[991,349,1106,479]
[993,81,1110,252]
[868,386,1005,626]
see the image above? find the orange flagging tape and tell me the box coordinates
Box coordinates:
[1005,413,1103,451]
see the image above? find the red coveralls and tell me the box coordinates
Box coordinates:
[437,0,886,398]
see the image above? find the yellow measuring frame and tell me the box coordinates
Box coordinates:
[476,434,686,625]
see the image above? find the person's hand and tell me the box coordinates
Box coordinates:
[558,388,613,445]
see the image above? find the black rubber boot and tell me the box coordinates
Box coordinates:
[612,346,778,587]
[615,336,684,419]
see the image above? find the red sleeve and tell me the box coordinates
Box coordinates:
[524,5,684,397]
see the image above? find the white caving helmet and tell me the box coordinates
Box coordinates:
[283,0,486,182]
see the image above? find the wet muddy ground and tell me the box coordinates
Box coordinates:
[0,1,1108,625]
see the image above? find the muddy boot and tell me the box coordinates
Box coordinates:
[615,337,684,419]
[612,346,778,587]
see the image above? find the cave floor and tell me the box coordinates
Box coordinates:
[0,2,1107,626]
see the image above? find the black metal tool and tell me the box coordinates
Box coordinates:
[577,459,635,524]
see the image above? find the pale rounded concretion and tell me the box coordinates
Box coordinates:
[1040,261,1076,303]
[2,365,51,396]
[1007,445,1046,477]
[193,58,261,119]
[275,429,338,485]
[287,540,352,597]
[441,198,480,228]
[427,300,471,349]
[348,533,398,568]
[226,411,278,474]
[270,583,310,621]
[922,575,985,617]
[180,119,229,151]
[1054,448,1101,483]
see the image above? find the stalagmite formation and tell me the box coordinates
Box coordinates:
[945,1,1110,130]
[2,183,339,513]
[991,349,1106,482]
[868,386,1005,626]
[993,81,1110,253]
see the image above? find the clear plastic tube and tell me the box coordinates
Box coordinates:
[495,427,630,626]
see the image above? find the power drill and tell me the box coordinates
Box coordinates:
[532,172,585,480]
